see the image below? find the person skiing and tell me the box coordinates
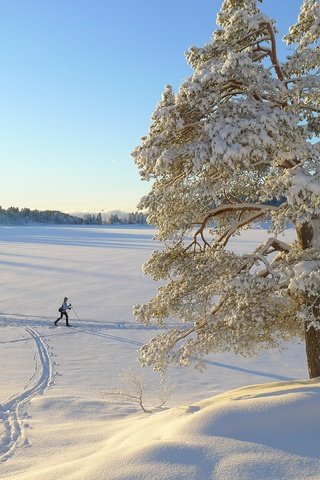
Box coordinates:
[55,297,72,327]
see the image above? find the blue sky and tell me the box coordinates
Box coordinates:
[0,0,302,213]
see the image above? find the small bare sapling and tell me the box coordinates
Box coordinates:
[102,369,174,413]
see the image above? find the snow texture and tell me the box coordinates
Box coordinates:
[0,225,318,480]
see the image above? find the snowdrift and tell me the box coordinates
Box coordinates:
[3,379,320,480]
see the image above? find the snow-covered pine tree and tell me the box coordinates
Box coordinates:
[132,0,320,378]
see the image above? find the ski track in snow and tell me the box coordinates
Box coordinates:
[0,325,53,463]
[0,312,166,465]
[0,314,190,464]
[0,315,187,331]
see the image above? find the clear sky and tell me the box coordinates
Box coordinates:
[0,0,302,213]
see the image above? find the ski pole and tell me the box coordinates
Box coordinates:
[71,305,81,322]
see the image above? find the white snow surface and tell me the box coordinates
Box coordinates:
[0,225,319,480]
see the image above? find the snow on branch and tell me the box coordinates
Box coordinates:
[132,0,320,376]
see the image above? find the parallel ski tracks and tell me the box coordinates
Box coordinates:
[0,326,53,463]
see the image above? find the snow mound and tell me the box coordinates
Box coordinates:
[6,379,320,480]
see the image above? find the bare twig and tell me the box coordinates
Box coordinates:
[102,369,174,413]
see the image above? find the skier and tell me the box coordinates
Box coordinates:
[55,297,72,327]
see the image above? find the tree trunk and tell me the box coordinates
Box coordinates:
[304,322,320,378]
[296,220,320,379]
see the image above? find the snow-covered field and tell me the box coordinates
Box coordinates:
[0,225,319,480]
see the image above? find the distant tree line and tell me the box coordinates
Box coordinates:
[0,206,83,225]
[72,211,147,224]
[108,211,147,224]
[0,206,148,225]
[82,212,103,224]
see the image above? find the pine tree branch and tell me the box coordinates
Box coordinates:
[255,237,291,255]
[186,204,275,252]
[216,210,269,247]
[265,22,284,82]
[233,26,270,51]
[295,104,320,114]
